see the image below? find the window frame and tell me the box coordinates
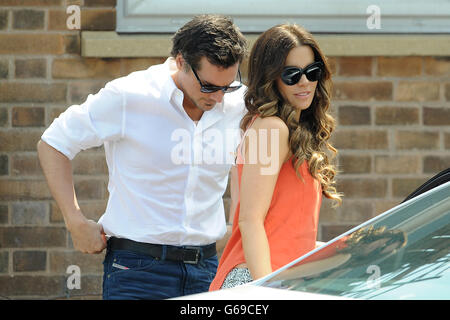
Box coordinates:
[116,0,450,34]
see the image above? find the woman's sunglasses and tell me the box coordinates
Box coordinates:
[281,61,323,85]
[192,67,242,94]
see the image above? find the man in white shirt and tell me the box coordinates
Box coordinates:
[37,15,248,299]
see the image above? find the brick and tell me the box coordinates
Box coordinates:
[12,202,48,225]
[64,34,81,54]
[338,106,370,125]
[0,60,8,79]
[0,275,65,297]
[333,130,388,150]
[81,8,116,30]
[446,83,450,101]
[12,107,45,127]
[334,81,392,101]
[375,155,420,174]
[0,10,7,30]
[15,59,47,79]
[67,0,83,5]
[0,252,8,273]
[375,106,419,125]
[0,83,67,103]
[49,250,104,273]
[13,251,46,272]
[339,57,372,76]
[11,154,43,176]
[423,107,450,126]
[374,200,401,215]
[48,9,67,31]
[396,131,439,150]
[0,180,52,201]
[0,34,65,55]
[377,57,422,77]
[120,58,166,77]
[339,154,371,174]
[0,0,63,5]
[13,9,45,30]
[0,226,66,248]
[338,200,375,222]
[50,200,107,223]
[396,81,440,102]
[424,57,450,76]
[337,178,387,198]
[72,153,108,175]
[52,58,121,79]
[321,225,355,242]
[73,179,105,200]
[317,198,339,223]
[69,81,106,104]
[63,275,103,299]
[0,155,8,175]
[393,178,429,198]
[423,156,450,174]
[0,205,8,224]
[48,106,67,125]
[0,108,8,127]
[445,133,450,149]
[326,57,337,76]
[84,0,117,6]
[0,130,44,152]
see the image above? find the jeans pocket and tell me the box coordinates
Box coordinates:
[108,250,157,275]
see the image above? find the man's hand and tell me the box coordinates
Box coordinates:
[67,214,107,254]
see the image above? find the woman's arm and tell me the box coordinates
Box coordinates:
[238,117,290,280]
[216,165,239,254]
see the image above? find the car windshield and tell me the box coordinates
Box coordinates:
[259,181,450,299]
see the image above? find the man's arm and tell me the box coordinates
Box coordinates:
[37,139,106,254]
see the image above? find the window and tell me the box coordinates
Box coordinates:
[116,0,450,34]
[260,182,450,299]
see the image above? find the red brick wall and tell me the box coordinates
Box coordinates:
[0,0,449,299]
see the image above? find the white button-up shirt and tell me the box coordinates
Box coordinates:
[42,58,246,246]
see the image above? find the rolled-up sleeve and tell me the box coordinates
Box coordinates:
[41,81,125,160]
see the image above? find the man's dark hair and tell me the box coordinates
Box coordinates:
[171,14,248,71]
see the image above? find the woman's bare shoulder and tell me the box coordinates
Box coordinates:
[252,116,289,136]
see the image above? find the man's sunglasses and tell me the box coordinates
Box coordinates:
[281,61,323,85]
[191,67,242,94]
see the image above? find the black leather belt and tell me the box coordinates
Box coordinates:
[108,237,216,264]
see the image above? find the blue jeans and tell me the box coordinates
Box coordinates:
[102,246,218,300]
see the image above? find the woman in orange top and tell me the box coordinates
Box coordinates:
[210,24,342,291]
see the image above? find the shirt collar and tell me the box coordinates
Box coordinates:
[161,57,180,101]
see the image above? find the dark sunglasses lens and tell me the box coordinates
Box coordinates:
[282,64,323,85]
[201,85,241,94]
[201,86,220,93]
[223,85,241,93]
[281,68,301,86]
[305,67,322,82]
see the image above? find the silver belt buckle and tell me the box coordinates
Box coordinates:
[183,246,200,264]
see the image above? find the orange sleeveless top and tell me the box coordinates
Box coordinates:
[209,115,322,291]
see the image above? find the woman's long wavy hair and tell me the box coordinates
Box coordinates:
[242,24,342,206]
